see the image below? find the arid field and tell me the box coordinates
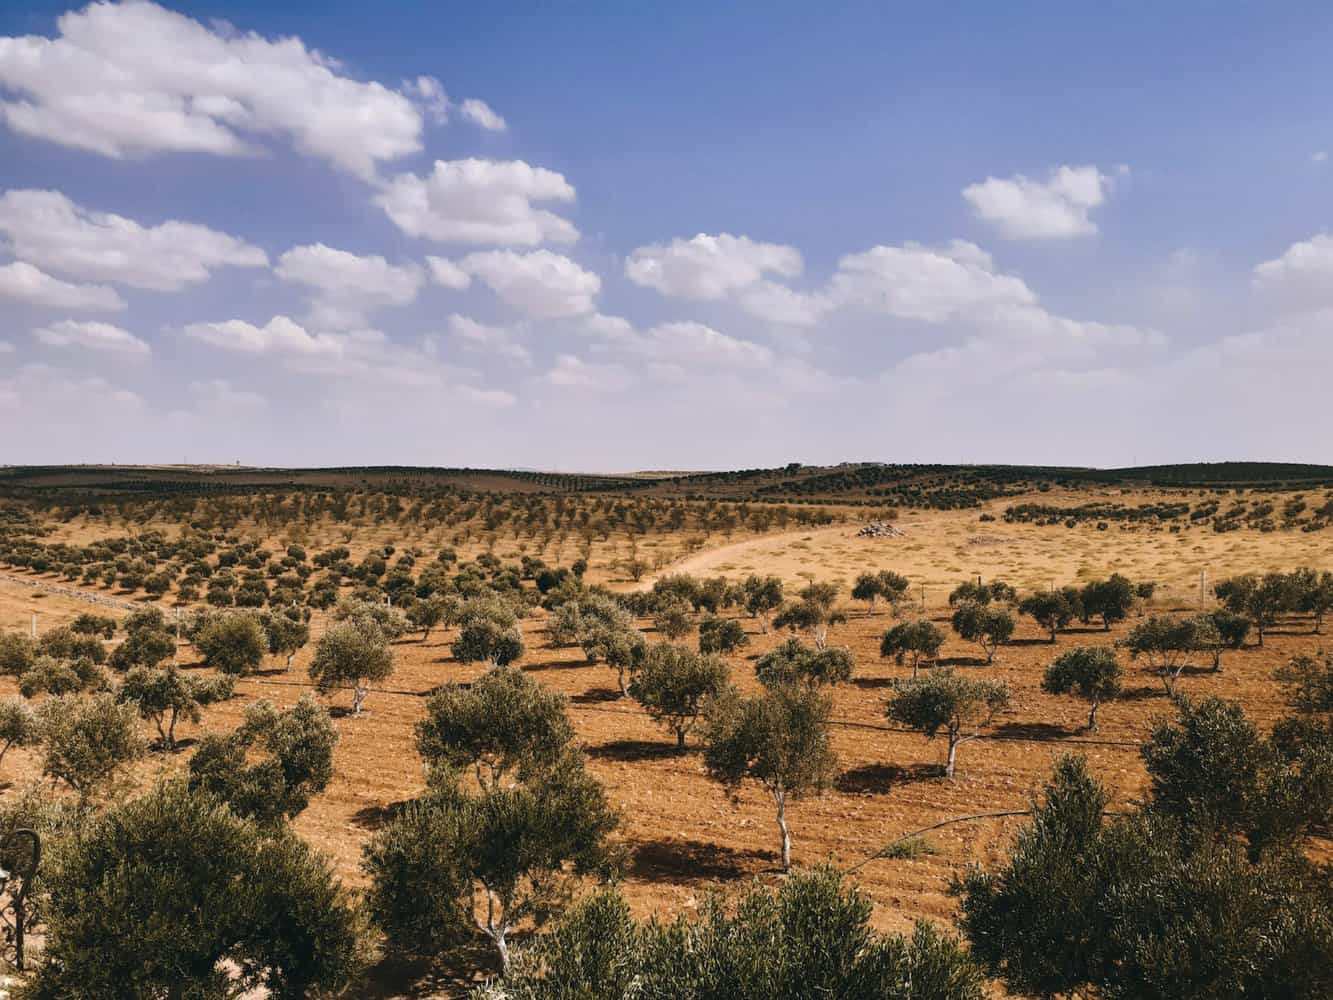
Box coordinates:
[1,466,1330,995]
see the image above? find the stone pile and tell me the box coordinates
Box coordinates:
[856,521,907,538]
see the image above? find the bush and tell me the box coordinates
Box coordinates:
[37,626,106,665]
[698,614,749,654]
[188,694,337,824]
[479,868,984,1000]
[754,638,854,688]
[37,693,145,802]
[27,781,366,999]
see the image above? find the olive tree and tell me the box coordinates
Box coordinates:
[949,579,1016,607]
[1019,590,1076,643]
[581,623,647,696]
[698,614,748,654]
[0,697,38,771]
[107,624,176,672]
[31,780,366,999]
[1293,567,1333,633]
[879,619,945,679]
[1121,614,1220,697]
[308,619,394,716]
[1079,574,1137,630]
[1042,646,1123,732]
[260,609,311,670]
[416,666,574,789]
[852,570,909,616]
[754,637,854,688]
[653,596,695,642]
[17,653,105,697]
[887,669,1010,778]
[194,612,267,676]
[37,692,145,803]
[118,664,235,750]
[702,683,837,869]
[1214,572,1294,646]
[741,574,785,632]
[950,602,1014,663]
[363,752,619,972]
[188,694,338,824]
[629,644,732,750]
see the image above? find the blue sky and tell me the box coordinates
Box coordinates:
[2,1,1331,470]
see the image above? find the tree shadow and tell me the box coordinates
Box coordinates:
[350,798,415,831]
[1121,684,1165,701]
[852,676,897,690]
[630,838,775,883]
[572,686,622,704]
[992,721,1076,740]
[835,761,939,794]
[359,940,498,997]
[1064,626,1111,635]
[587,738,682,763]
[937,655,991,668]
[1009,637,1056,647]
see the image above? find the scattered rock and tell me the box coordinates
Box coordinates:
[856,521,907,538]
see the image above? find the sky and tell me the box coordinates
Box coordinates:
[2,1,1333,471]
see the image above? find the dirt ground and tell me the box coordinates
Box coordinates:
[1,496,1330,995]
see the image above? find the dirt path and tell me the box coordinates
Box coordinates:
[630,524,854,591]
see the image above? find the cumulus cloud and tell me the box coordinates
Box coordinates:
[376,159,578,245]
[0,189,266,290]
[426,256,472,290]
[962,165,1115,239]
[543,354,635,392]
[1252,233,1333,306]
[0,260,125,310]
[445,314,531,365]
[626,232,802,300]
[33,318,149,357]
[0,0,434,179]
[830,240,1035,321]
[275,243,422,328]
[460,249,599,318]
[459,98,506,132]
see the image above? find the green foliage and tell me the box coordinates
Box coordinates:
[948,579,1016,607]
[629,644,732,749]
[17,654,105,698]
[26,781,366,1000]
[955,752,1333,1000]
[417,666,574,790]
[117,664,234,749]
[365,751,619,971]
[580,622,646,694]
[698,613,748,654]
[37,692,145,801]
[194,612,267,675]
[1120,614,1220,695]
[851,569,910,614]
[1079,574,1136,629]
[1041,646,1122,731]
[1274,650,1333,714]
[188,694,337,824]
[333,597,410,641]
[260,608,311,668]
[703,684,836,868]
[886,669,1010,778]
[37,625,107,665]
[879,620,945,677]
[0,697,39,769]
[741,574,784,625]
[479,868,983,1000]
[652,596,694,641]
[773,587,847,649]
[949,602,1014,663]
[107,625,176,672]
[1018,590,1076,641]
[308,618,394,715]
[69,613,117,638]
[754,637,854,688]
[0,630,37,677]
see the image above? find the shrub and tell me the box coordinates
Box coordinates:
[698,614,749,654]
[754,637,854,688]
[188,695,337,824]
[28,781,366,999]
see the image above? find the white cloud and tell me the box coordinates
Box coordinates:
[830,240,1035,321]
[275,243,422,328]
[459,98,506,132]
[543,354,635,392]
[631,320,773,370]
[376,159,577,245]
[626,232,802,300]
[426,255,472,289]
[0,0,433,179]
[190,378,265,411]
[403,76,449,124]
[0,260,125,310]
[460,249,599,318]
[737,280,829,326]
[183,314,341,356]
[1252,233,1333,306]
[962,165,1114,239]
[0,362,142,412]
[0,189,266,290]
[33,318,149,357]
[446,314,531,365]
[1313,151,1328,165]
